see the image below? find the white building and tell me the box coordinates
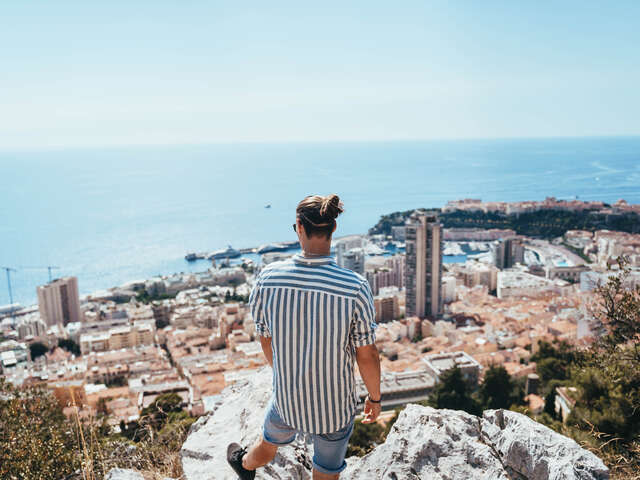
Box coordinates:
[79,323,155,354]
[422,350,482,385]
[497,270,572,299]
[580,268,640,292]
[338,247,365,274]
[442,275,457,304]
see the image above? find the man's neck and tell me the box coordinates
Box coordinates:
[302,250,330,257]
[301,243,331,257]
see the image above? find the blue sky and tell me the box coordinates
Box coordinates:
[1,1,639,149]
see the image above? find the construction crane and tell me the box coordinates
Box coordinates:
[1,266,17,306]
[1,265,61,310]
[18,265,61,283]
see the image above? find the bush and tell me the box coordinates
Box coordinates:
[58,338,81,356]
[347,419,384,457]
[532,260,640,478]
[0,379,195,480]
[426,366,482,416]
[28,341,48,360]
[478,365,518,410]
[0,379,79,479]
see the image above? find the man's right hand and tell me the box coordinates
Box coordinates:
[361,396,381,424]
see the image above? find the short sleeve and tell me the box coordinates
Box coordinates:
[350,280,377,347]
[249,274,271,338]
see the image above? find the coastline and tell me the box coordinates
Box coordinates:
[3,137,640,308]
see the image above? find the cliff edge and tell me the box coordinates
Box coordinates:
[179,367,608,480]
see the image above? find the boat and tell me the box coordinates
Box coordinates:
[257,243,290,254]
[185,252,198,261]
[208,245,241,260]
[281,240,300,249]
[265,204,271,208]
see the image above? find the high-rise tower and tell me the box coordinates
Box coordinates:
[37,276,82,326]
[404,211,443,319]
[494,236,525,269]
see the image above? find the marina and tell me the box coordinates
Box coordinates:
[184,240,301,262]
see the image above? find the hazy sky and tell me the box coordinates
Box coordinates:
[1,1,639,149]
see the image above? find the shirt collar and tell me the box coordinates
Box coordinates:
[292,253,337,266]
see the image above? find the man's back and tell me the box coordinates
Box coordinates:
[227,194,380,479]
[249,252,377,434]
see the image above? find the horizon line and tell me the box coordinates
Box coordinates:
[1,133,639,154]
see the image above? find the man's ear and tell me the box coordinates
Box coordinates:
[297,219,306,238]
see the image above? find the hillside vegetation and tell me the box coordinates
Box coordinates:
[370,208,640,238]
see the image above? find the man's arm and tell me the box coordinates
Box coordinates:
[355,343,381,423]
[259,335,273,367]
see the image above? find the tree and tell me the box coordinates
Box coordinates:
[543,389,557,418]
[531,339,576,365]
[155,318,169,329]
[347,418,384,457]
[0,379,79,479]
[427,367,481,416]
[531,339,578,386]
[591,258,640,359]
[29,341,48,360]
[536,357,568,384]
[478,365,515,410]
[58,338,80,356]
[140,393,184,432]
[561,259,640,476]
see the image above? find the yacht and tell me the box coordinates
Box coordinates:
[208,245,241,260]
[257,243,290,254]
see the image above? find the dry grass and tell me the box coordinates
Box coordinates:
[565,417,640,480]
[67,387,194,480]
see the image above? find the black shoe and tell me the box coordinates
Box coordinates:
[227,442,256,480]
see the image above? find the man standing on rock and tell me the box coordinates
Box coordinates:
[227,194,382,480]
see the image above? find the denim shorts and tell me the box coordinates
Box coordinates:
[262,398,355,475]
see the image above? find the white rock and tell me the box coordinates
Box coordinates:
[181,368,609,480]
[482,409,609,480]
[181,366,313,479]
[344,404,509,480]
[105,469,144,480]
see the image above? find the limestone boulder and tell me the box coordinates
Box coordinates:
[180,367,609,480]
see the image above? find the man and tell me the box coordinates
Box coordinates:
[227,194,381,480]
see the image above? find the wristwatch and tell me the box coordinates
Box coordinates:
[367,394,381,403]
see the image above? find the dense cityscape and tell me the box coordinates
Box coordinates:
[3,0,640,477]
[2,197,639,443]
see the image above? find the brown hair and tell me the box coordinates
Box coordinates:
[296,194,344,239]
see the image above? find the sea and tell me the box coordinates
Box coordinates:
[1,136,639,307]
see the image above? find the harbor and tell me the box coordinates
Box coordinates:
[184,240,301,262]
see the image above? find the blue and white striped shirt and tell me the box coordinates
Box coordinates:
[249,252,377,434]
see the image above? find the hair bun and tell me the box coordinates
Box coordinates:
[319,194,344,220]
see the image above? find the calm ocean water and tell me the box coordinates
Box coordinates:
[1,137,639,307]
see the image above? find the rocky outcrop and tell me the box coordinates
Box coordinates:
[481,409,609,480]
[346,405,609,480]
[181,368,313,480]
[180,367,608,480]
